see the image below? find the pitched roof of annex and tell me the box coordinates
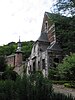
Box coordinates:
[47,42,62,51]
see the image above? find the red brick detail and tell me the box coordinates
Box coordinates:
[15,53,22,67]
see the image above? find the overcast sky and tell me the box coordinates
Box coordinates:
[0,0,56,45]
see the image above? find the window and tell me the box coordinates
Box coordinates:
[45,21,48,31]
[33,62,36,72]
[38,61,40,70]
[42,59,45,69]
[29,65,31,73]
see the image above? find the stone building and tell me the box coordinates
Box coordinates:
[6,38,23,68]
[6,38,24,76]
[27,12,63,77]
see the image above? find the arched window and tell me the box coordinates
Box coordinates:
[33,62,36,72]
[38,61,40,70]
[45,21,48,32]
[42,59,45,69]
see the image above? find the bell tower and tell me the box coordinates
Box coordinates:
[15,37,22,67]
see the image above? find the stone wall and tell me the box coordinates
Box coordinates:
[15,53,22,67]
[7,55,15,67]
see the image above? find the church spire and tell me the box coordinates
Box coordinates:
[19,36,20,42]
[16,36,21,52]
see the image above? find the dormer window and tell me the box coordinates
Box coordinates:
[45,21,48,32]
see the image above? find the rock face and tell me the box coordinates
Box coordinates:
[27,12,63,77]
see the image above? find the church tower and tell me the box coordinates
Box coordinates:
[15,37,22,67]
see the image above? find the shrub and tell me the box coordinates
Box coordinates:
[0,72,75,100]
[64,83,72,88]
[64,83,75,88]
[2,69,18,81]
[0,80,16,100]
[48,68,60,80]
[52,80,70,85]
[57,53,75,81]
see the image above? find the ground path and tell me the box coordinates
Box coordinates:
[53,84,75,98]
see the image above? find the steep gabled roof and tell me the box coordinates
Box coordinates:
[47,42,62,51]
[38,32,49,42]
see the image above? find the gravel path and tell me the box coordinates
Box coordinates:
[53,84,75,98]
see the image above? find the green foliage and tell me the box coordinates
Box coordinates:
[0,80,16,100]
[0,56,7,72]
[52,0,75,16]
[22,41,33,60]
[52,80,70,85]
[64,83,72,88]
[48,12,75,53]
[0,72,74,100]
[48,68,59,80]
[57,53,75,80]
[2,69,18,81]
[64,83,75,88]
[0,43,17,56]
[55,16,75,53]
[50,1,75,54]
[0,41,34,61]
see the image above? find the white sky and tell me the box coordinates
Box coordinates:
[0,0,55,45]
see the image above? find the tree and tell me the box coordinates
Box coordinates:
[0,73,75,100]
[49,13,75,54]
[2,69,18,81]
[0,56,7,72]
[22,41,33,60]
[48,68,58,80]
[0,41,33,61]
[57,53,75,80]
[52,0,75,16]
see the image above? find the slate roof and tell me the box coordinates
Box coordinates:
[37,13,62,43]
[38,32,49,42]
[47,42,62,51]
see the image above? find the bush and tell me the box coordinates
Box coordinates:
[64,83,71,88]
[52,80,70,85]
[0,80,16,100]
[64,83,75,88]
[0,72,75,100]
[48,68,60,80]
[2,69,18,81]
[57,53,75,81]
